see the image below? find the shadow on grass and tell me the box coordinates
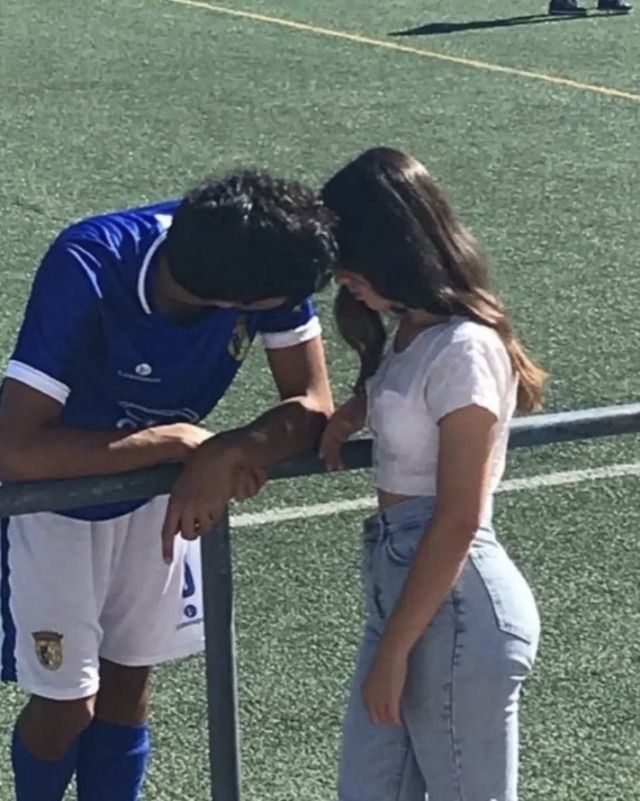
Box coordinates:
[390,12,616,37]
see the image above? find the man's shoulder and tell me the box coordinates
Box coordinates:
[55,199,179,253]
[29,200,180,308]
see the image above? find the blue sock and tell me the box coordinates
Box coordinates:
[76,719,150,801]
[11,727,79,801]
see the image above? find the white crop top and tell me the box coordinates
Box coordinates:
[365,317,517,496]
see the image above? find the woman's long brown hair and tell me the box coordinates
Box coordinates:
[322,147,546,412]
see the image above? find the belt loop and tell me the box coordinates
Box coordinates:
[380,509,390,539]
[483,494,495,528]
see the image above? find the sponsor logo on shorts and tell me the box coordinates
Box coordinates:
[32,631,64,671]
[178,560,202,628]
[182,561,196,599]
[184,604,198,619]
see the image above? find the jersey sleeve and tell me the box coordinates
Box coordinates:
[424,331,513,423]
[5,240,101,405]
[257,297,322,350]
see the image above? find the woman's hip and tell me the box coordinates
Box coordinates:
[361,498,540,660]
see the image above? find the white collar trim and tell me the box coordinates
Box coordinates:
[137,214,173,315]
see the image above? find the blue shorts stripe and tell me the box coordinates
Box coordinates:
[1,518,17,682]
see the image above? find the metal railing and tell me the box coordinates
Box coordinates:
[1,402,640,800]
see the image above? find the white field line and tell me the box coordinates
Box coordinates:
[230,462,640,529]
[163,0,640,103]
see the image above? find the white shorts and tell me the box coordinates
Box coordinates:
[0,495,204,700]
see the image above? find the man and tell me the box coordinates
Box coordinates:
[0,170,336,801]
[548,0,631,15]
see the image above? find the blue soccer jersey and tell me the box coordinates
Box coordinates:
[6,201,321,519]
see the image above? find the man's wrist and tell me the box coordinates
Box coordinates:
[213,429,262,467]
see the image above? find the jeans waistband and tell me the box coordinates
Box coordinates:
[364,495,494,535]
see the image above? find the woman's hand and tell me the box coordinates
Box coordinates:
[319,395,367,470]
[362,642,409,727]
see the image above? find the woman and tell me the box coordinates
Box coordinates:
[319,147,545,801]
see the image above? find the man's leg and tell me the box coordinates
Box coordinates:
[77,496,205,800]
[13,695,95,801]
[3,512,107,801]
[76,660,151,801]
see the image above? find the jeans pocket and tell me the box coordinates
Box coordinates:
[373,522,426,619]
[383,522,425,567]
[469,546,540,646]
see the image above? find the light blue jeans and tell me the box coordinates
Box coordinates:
[338,497,540,801]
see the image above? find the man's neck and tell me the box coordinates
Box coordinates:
[152,256,208,322]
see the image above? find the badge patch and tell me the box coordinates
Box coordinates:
[32,631,64,671]
[228,315,251,362]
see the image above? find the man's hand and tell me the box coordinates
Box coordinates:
[161,435,267,563]
[159,337,332,563]
[165,422,215,455]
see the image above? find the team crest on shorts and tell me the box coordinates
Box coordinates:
[32,631,64,671]
[228,315,251,362]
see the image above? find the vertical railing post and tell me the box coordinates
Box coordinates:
[200,508,242,801]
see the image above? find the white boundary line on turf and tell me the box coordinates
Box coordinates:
[162,0,640,103]
[230,462,640,528]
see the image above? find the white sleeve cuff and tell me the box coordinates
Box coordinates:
[261,316,322,350]
[5,360,70,405]
[432,393,501,424]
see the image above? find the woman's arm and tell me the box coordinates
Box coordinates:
[362,404,498,725]
[319,393,368,470]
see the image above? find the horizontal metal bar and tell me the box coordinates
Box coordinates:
[0,402,639,517]
[268,402,640,479]
[0,462,182,517]
[508,402,640,448]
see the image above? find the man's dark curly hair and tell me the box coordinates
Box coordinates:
[166,170,337,304]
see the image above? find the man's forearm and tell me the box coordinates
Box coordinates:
[221,395,331,468]
[0,423,191,482]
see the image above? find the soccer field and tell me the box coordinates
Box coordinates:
[1,1,639,799]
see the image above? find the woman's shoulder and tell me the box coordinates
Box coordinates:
[420,317,506,362]
[424,319,516,415]
[441,317,502,347]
